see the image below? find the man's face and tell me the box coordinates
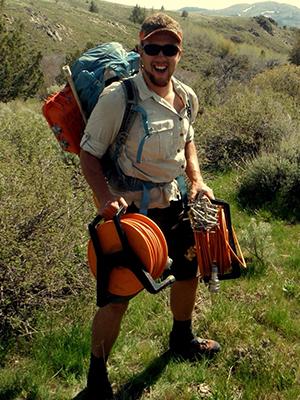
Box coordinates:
[140,32,182,88]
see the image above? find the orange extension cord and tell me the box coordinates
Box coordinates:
[193,206,247,279]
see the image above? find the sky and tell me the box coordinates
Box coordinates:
[102,0,300,10]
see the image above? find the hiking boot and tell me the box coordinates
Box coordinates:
[86,354,114,400]
[75,386,113,400]
[86,384,113,400]
[169,334,221,360]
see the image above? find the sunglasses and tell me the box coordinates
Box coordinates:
[142,44,180,57]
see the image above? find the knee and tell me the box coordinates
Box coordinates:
[174,276,198,288]
[106,301,129,316]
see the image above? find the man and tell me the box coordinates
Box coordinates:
[80,13,220,400]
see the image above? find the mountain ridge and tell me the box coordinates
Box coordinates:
[179,1,300,28]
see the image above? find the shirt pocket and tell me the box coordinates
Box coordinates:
[141,119,178,161]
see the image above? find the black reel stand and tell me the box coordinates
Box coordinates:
[88,209,175,307]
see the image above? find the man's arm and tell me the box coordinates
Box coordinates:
[184,140,214,200]
[80,149,127,219]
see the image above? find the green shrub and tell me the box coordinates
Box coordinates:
[192,76,220,107]
[195,88,295,170]
[289,30,300,66]
[216,53,250,82]
[239,218,275,275]
[250,64,300,106]
[89,0,99,13]
[0,101,94,339]
[203,53,251,95]
[237,134,300,221]
[0,16,43,101]
[253,16,274,35]
[188,36,255,107]
[129,4,146,24]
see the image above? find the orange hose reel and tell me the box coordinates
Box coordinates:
[87,211,173,302]
[190,198,247,281]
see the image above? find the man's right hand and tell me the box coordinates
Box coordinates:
[99,196,128,220]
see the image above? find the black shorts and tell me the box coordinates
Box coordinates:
[103,201,199,305]
[127,201,199,281]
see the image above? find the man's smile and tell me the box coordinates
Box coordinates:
[152,63,168,73]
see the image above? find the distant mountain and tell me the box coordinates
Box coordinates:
[179,2,300,28]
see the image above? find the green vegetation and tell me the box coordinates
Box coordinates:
[89,1,99,14]
[2,0,298,92]
[181,10,189,19]
[289,30,300,65]
[129,4,146,24]
[0,129,299,398]
[0,15,43,101]
[0,101,94,339]
[195,87,295,169]
[0,0,300,399]
[237,134,300,222]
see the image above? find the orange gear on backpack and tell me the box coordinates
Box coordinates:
[42,84,85,154]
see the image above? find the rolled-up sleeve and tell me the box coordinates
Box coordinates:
[80,82,126,158]
[186,93,198,142]
[186,124,194,142]
[190,92,199,124]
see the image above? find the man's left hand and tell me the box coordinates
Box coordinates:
[189,182,215,201]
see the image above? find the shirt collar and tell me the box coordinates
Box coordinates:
[134,71,189,106]
[133,72,153,101]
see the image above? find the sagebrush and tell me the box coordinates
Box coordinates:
[237,134,300,222]
[0,101,94,338]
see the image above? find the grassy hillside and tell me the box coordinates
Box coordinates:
[0,101,299,400]
[5,0,138,53]
[1,1,300,399]
[3,0,297,87]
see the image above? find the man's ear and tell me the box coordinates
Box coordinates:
[138,43,143,55]
[132,44,140,53]
[178,47,183,61]
[138,44,144,69]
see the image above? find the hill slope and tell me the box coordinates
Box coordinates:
[3,0,297,87]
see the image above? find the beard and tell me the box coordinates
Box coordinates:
[143,67,172,87]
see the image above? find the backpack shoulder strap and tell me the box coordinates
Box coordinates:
[112,78,138,161]
[120,78,137,133]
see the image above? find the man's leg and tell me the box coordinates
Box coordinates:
[170,277,198,321]
[169,277,198,351]
[169,277,220,359]
[91,302,129,357]
[87,301,129,399]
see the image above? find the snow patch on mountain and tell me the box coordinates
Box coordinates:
[243,6,254,13]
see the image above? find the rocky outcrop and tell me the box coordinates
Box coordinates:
[25,7,72,42]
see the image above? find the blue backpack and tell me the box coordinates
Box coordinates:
[43,42,140,155]
[71,42,140,118]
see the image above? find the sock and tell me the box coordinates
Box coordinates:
[170,319,194,343]
[87,353,113,397]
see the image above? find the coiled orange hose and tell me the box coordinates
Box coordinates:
[193,207,246,279]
